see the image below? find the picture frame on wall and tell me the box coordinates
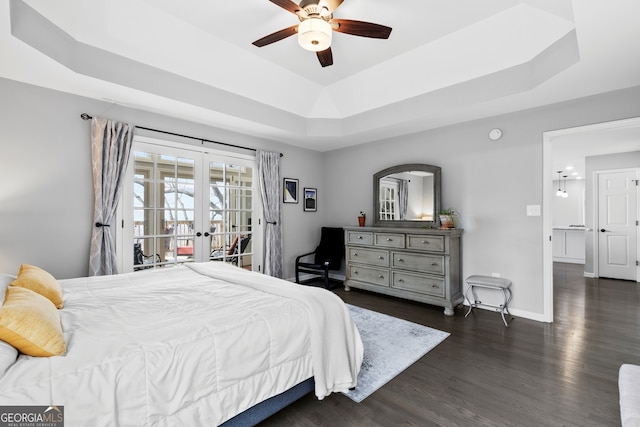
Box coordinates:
[283,178,298,203]
[304,187,317,212]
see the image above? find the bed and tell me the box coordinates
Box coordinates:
[0,262,363,426]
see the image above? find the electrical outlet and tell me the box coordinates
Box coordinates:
[491,272,501,278]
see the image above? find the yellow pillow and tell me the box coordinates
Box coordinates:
[11,264,63,309]
[0,286,66,357]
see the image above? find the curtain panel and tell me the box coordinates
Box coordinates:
[257,150,283,278]
[398,179,409,220]
[88,117,134,276]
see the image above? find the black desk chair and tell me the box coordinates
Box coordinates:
[295,227,344,289]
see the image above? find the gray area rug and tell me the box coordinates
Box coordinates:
[343,304,450,403]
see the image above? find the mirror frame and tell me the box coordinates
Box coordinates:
[373,163,441,228]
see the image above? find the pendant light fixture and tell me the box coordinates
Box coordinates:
[562,175,569,198]
[556,171,563,197]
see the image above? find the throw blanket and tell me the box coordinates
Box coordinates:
[186,262,364,399]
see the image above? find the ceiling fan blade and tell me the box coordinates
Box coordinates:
[318,0,344,14]
[316,47,333,67]
[332,19,392,39]
[252,25,298,47]
[268,0,306,16]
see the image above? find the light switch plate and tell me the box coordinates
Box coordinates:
[526,205,541,216]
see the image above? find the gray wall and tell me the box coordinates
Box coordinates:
[323,86,640,319]
[0,78,325,279]
[553,179,585,227]
[2,76,640,319]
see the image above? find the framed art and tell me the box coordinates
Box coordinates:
[304,187,317,212]
[283,178,298,203]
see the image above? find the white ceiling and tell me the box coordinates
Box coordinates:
[551,120,640,181]
[1,0,640,158]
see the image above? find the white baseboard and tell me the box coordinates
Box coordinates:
[460,301,548,323]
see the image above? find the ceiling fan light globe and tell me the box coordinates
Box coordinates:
[298,18,332,51]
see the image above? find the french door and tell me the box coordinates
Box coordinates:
[117,137,260,273]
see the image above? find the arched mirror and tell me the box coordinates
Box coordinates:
[373,164,441,228]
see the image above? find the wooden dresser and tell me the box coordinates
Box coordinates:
[344,226,463,316]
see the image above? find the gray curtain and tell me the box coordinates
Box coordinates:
[89,117,134,276]
[257,150,283,278]
[398,179,409,220]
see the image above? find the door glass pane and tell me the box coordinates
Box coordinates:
[133,151,196,270]
[209,162,253,269]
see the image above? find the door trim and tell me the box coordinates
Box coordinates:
[543,117,640,323]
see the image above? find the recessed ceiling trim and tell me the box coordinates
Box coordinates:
[9,0,307,135]
[9,0,579,146]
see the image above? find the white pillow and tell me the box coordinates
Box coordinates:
[0,274,16,305]
[0,274,19,374]
[0,340,18,376]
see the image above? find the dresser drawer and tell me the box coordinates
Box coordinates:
[407,234,445,252]
[347,231,374,245]
[374,233,405,248]
[392,272,445,297]
[349,265,389,287]
[347,247,389,267]
[392,252,445,275]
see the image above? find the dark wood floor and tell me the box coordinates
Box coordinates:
[260,263,640,426]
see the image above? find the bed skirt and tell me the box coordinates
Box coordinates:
[220,377,315,426]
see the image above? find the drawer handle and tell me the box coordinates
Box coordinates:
[378,275,384,279]
[386,238,393,241]
[398,279,404,283]
[354,270,358,274]
[378,256,384,260]
[353,252,358,256]
[431,262,438,266]
[397,258,404,262]
[358,236,363,239]
[432,284,439,289]
[422,240,430,244]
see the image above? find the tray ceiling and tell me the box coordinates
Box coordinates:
[2,0,640,151]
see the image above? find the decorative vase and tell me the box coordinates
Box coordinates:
[358,216,366,227]
[439,215,454,229]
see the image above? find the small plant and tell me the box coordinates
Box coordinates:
[439,208,458,229]
[359,211,366,217]
[439,208,457,216]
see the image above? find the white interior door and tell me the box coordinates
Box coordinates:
[597,170,639,280]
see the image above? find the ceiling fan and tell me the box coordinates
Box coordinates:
[252,0,392,67]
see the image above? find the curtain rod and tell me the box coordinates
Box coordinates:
[80,113,283,157]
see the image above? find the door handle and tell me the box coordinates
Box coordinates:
[196,232,202,237]
[204,232,210,237]
[600,229,608,232]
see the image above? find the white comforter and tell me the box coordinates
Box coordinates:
[0,263,363,426]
